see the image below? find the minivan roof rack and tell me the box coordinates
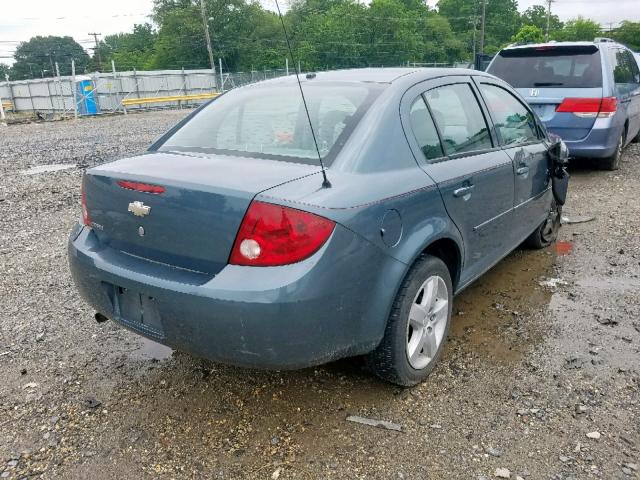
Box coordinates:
[594,37,616,43]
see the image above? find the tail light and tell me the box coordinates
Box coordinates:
[229,201,335,266]
[117,180,165,194]
[556,97,617,118]
[81,176,91,227]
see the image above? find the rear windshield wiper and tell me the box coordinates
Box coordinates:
[533,82,564,87]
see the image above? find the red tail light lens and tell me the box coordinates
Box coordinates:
[556,97,617,118]
[598,97,618,116]
[81,176,91,227]
[229,201,335,266]
[117,180,165,194]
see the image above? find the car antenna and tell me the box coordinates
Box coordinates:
[273,0,331,188]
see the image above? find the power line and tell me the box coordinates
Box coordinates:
[88,33,102,71]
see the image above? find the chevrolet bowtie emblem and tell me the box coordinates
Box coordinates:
[128,201,151,217]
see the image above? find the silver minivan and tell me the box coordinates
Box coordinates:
[488,39,640,170]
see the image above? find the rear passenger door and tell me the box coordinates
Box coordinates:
[475,79,551,240]
[402,77,515,286]
[619,49,640,141]
[607,47,640,142]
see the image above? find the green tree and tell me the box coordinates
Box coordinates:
[511,25,545,44]
[151,5,207,69]
[0,63,10,79]
[11,36,90,80]
[611,21,640,51]
[150,0,284,71]
[97,23,157,70]
[142,0,476,72]
[557,17,601,41]
[521,5,562,36]
[437,0,521,57]
[292,1,370,70]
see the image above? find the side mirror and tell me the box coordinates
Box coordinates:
[548,133,569,167]
[547,133,570,206]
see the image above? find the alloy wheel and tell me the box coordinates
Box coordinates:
[406,275,449,370]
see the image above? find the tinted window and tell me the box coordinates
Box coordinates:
[479,84,540,146]
[160,83,383,164]
[424,84,492,156]
[409,97,444,161]
[607,48,640,85]
[488,46,602,88]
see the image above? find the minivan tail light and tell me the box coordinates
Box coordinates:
[556,97,617,118]
[229,201,335,266]
[598,97,618,117]
[117,180,165,194]
[81,176,91,227]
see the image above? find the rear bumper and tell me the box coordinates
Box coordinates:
[548,118,624,159]
[68,223,405,369]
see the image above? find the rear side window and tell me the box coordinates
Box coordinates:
[479,84,540,146]
[606,48,640,86]
[409,97,444,161]
[488,46,602,88]
[424,83,492,156]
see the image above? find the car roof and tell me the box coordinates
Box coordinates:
[499,40,622,51]
[249,67,481,86]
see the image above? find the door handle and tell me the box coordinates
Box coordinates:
[453,184,475,198]
[516,165,530,176]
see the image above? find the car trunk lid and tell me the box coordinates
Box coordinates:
[84,151,319,275]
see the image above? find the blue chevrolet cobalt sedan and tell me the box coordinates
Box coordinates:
[68,68,568,385]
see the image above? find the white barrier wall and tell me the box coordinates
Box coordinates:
[0,68,288,114]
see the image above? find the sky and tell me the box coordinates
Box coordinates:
[1,0,639,64]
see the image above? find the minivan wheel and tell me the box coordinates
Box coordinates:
[366,255,452,386]
[525,199,561,249]
[603,133,623,171]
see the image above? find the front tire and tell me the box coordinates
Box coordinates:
[366,255,452,386]
[525,199,561,249]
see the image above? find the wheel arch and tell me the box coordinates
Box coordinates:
[420,237,462,291]
[398,233,464,294]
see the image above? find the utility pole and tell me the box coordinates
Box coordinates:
[199,0,217,89]
[471,16,477,68]
[88,32,102,71]
[545,0,554,41]
[479,0,487,56]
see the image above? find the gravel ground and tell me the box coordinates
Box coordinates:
[0,111,639,480]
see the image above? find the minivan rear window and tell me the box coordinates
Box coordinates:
[488,46,602,88]
[158,82,383,165]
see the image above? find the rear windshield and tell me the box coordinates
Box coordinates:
[488,46,602,88]
[158,82,383,165]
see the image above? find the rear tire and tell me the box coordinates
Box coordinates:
[525,199,561,249]
[602,133,624,171]
[366,255,452,386]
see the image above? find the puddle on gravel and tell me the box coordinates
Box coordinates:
[447,248,556,364]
